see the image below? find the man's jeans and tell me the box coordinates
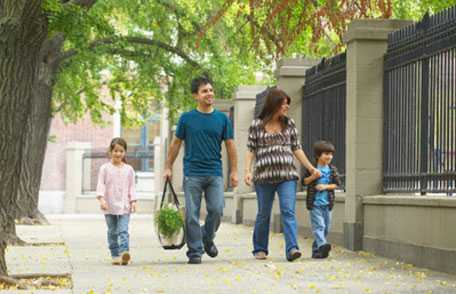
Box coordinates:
[310,205,331,253]
[253,180,299,257]
[104,214,130,257]
[183,176,224,258]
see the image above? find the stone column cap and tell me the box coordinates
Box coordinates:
[235,85,267,100]
[276,58,319,77]
[343,19,414,43]
[65,141,92,151]
[215,99,234,111]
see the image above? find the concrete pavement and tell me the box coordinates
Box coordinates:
[3,215,456,293]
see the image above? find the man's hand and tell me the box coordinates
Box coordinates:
[163,168,172,181]
[130,201,137,213]
[98,198,108,211]
[230,171,239,188]
[244,172,253,186]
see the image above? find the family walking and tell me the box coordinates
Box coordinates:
[95,76,340,265]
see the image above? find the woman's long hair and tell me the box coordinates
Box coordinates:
[258,88,291,129]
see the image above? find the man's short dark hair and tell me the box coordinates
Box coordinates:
[313,140,336,159]
[191,76,212,94]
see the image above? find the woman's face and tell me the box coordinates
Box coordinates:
[276,98,289,117]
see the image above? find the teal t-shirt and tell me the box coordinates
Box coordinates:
[314,165,331,206]
[175,109,233,177]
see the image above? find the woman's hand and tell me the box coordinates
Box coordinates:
[244,172,253,186]
[311,167,321,178]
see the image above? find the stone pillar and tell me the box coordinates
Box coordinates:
[64,142,91,213]
[276,58,319,192]
[232,86,264,223]
[276,58,318,134]
[343,19,413,250]
[215,99,235,191]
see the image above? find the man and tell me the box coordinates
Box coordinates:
[164,76,238,264]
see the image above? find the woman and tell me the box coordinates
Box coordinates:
[244,88,319,261]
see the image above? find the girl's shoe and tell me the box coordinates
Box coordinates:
[254,251,267,260]
[112,257,121,265]
[121,251,131,265]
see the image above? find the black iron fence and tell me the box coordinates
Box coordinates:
[302,53,346,188]
[82,147,154,193]
[383,7,456,194]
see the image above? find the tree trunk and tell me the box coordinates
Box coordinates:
[0,0,48,276]
[14,70,53,224]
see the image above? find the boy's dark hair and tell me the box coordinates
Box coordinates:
[313,140,336,159]
[191,76,213,94]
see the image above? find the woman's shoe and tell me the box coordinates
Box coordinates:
[287,248,302,262]
[254,251,267,260]
[111,256,121,265]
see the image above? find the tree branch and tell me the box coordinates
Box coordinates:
[58,36,201,68]
[61,0,98,9]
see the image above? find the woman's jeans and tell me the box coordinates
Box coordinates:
[253,180,299,257]
[104,214,130,257]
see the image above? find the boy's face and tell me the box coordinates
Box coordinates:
[193,83,214,106]
[318,152,333,165]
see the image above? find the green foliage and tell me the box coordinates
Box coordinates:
[45,0,262,127]
[155,206,184,239]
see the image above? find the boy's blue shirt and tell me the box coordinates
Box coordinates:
[175,109,233,177]
[314,164,331,206]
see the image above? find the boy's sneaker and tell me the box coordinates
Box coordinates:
[286,248,302,262]
[111,256,121,265]
[120,251,131,265]
[318,244,331,258]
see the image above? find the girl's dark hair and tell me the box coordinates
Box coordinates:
[313,140,336,159]
[109,137,128,163]
[258,88,291,129]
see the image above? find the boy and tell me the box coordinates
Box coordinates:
[303,140,341,259]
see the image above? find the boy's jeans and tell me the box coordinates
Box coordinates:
[104,214,130,257]
[183,176,224,258]
[310,205,331,253]
[253,180,299,257]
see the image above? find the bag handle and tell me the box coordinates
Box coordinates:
[160,178,180,209]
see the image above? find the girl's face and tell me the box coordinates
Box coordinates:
[111,144,126,164]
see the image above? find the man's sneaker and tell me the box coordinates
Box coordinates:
[121,251,131,265]
[318,244,331,258]
[188,256,202,264]
[287,248,302,262]
[311,251,323,259]
[112,256,121,265]
[254,251,267,260]
[204,241,218,258]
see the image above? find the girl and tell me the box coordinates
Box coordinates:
[244,88,320,262]
[96,137,137,265]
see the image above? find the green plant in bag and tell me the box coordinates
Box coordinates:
[155,204,184,239]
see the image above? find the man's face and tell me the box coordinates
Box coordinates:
[193,83,214,106]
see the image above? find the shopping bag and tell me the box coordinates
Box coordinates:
[155,179,186,250]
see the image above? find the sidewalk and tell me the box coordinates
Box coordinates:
[3,215,456,293]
